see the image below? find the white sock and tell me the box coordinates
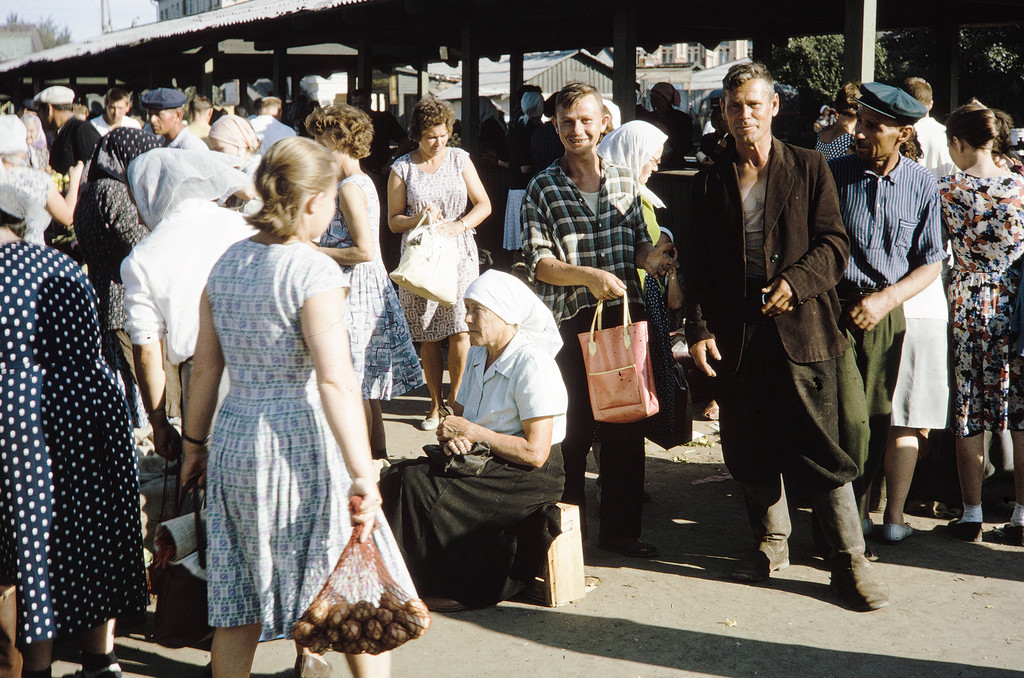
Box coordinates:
[961,503,983,523]
[1011,502,1024,526]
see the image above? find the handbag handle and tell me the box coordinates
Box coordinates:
[177,475,207,570]
[587,299,632,356]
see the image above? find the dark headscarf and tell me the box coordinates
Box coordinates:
[88,127,162,183]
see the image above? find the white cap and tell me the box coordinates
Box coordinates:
[33,85,75,106]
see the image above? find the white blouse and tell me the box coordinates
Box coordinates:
[121,200,255,365]
[457,331,568,445]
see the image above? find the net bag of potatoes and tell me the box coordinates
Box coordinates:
[292,527,431,655]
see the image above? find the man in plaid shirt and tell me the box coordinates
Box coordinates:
[522,81,676,558]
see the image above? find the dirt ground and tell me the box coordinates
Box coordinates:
[51,385,1024,677]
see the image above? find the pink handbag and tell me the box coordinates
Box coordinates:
[577,300,659,423]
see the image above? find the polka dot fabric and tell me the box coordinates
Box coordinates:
[0,241,147,644]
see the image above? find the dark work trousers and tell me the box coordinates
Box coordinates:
[835,300,906,517]
[555,302,648,541]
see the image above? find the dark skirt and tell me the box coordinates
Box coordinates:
[379,445,564,608]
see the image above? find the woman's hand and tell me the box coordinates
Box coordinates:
[181,443,208,487]
[349,480,381,543]
[433,220,465,238]
[437,415,473,443]
[418,203,441,224]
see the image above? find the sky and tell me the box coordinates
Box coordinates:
[1,0,158,41]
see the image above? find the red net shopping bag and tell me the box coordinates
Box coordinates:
[292,520,430,655]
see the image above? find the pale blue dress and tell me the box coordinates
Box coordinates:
[318,174,423,400]
[204,238,414,638]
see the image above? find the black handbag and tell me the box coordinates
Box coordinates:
[150,476,211,649]
[423,441,493,477]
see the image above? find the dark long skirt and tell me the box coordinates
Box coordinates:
[379,445,564,608]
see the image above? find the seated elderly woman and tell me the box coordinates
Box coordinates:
[380,270,567,610]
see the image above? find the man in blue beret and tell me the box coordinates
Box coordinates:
[141,87,208,151]
[828,82,945,540]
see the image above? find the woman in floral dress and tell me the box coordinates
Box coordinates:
[387,96,491,431]
[941,100,1024,545]
[307,104,423,459]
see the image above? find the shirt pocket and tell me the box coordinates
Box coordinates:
[890,218,917,252]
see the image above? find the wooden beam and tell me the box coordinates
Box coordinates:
[509,51,524,118]
[613,6,638,123]
[461,26,480,153]
[272,45,286,97]
[843,0,877,83]
[933,23,959,116]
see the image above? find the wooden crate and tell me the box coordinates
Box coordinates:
[538,502,586,607]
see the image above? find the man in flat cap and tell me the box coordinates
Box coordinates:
[142,87,208,151]
[34,85,101,176]
[828,82,945,532]
[686,62,887,612]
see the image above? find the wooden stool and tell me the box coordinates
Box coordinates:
[537,502,586,606]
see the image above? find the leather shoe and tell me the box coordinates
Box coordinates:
[995,523,1024,547]
[731,540,789,582]
[598,537,659,558]
[830,553,888,612]
[295,653,332,678]
[948,519,983,543]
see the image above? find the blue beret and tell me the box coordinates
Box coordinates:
[857,82,927,124]
[141,87,187,110]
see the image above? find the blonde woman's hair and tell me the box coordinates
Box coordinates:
[247,136,338,237]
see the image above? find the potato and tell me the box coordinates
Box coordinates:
[379,592,402,612]
[341,619,361,643]
[326,626,341,644]
[351,600,375,622]
[291,620,316,644]
[364,618,383,641]
[329,600,350,627]
[307,599,331,625]
[385,622,410,645]
[375,608,394,626]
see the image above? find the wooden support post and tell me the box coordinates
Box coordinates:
[461,26,480,153]
[509,51,524,119]
[843,0,877,84]
[273,45,286,98]
[347,69,358,101]
[933,23,959,116]
[358,41,372,91]
[613,6,637,123]
[201,58,214,99]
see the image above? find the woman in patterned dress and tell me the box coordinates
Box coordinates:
[941,101,1024,545]
[0,182,146,678]
[182,138,414,678]
[815,82,858,161]
[306,104,424,459]
[387,96,491,430]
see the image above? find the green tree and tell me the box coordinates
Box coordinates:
[4,13,72,50]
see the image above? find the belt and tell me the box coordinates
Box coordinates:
[836,282,885,301]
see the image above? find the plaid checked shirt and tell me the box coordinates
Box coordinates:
[521,159,651,325]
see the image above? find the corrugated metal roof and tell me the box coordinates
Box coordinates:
[0,0,369,72]
[434,50,611,100]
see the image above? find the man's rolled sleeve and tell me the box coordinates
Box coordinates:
[121,257,164,346]
[909,186,945,269]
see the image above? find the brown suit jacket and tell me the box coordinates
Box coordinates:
[684,137,850,375]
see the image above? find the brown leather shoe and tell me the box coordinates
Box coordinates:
[948,519,984,543]
[731,540,789,582]
[295,653,332,678]
[830,553,889,612]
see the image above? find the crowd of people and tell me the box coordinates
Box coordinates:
[0,60,1022,678]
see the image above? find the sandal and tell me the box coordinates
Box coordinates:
[598,537,660,558]
[702,401,720,421]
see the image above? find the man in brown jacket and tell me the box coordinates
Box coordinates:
[685,62,887,611]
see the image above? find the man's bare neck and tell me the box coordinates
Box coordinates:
[734,136,772,170]
[561,151,602,194]
[865,152,901,177]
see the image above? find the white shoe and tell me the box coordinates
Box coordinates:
[420,416,439,431]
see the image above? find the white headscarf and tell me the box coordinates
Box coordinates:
[0,116,28,157]
[127,148,251,228]
[598,120,668,209]
[520,91,544,126]
[602,99,621,131]
[0,178,48,240]
[464,270,561,358]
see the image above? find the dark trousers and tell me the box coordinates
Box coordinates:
[835,303,906,515]
[555,303,647,540]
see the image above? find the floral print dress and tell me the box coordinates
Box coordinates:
[941,171,1024,436]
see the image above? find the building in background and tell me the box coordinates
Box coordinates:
[157,0,253,21]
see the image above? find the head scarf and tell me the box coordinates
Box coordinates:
[464,270,561,358]
[89,127,163,183]
[598,120,669,209]
[0,116,28,157]
[21,114,46,150]
[209,115,261,156]
[520,91,544,126]
[127,148,251,228]
[0,177,49,242]
[602,99,621,131]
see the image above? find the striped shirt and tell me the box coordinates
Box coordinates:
[829,154,944,288]
[521,159,651,325]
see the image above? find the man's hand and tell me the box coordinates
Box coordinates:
[846,290,896,331]
[152,415,182,461]
[585,269,628,301]
[691,338,722,378]
[761,278,795,316]
[641,246,679,278]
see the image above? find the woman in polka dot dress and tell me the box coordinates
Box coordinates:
[0,184,147,677]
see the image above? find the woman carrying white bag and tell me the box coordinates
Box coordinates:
[388,96,492,431]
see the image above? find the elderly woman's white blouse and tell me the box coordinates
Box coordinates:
[121,200,255,364]
[457,331,568,445]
